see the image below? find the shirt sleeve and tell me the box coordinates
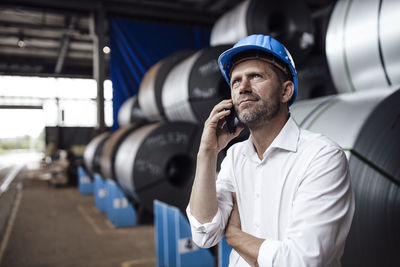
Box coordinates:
[258,145,355,267]
[186,150,236,248]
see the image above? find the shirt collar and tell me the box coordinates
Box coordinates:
[270,115,299,152]
[243,116,300,158]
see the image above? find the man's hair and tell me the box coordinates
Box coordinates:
[267,62,290,85]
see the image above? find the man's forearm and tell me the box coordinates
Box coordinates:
[189,149,219,223]
[226,227,264,267]
[226,194,264,267]
[189,99,242,224]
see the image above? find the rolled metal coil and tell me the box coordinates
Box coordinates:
[114,121,201,213]
[291,88,400,265]
[342,89,400,266]
[99,122,145,180]
[138,50,194,122]
[117,96,146,127]
[83,132,111,177]
[325,0,400,93]
[162,45,231,123]
[291,89,392,152]
[211,0,315,65]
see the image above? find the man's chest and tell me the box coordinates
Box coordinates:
[234,156,307,238]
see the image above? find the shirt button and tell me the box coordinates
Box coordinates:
[255,193,260,199]
[199,226,206,233]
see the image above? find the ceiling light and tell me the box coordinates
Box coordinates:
[103,46,111,54]
[17,39,25,48]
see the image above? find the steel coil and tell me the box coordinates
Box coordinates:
[291,88,400,266]
[83,132,111,177]
[114,121,201,213]
[211,0,315,65]
[326,0,400,93]
[117,96,146,127]
[162,45,231,123]
[341,88,400,266]
[99,122,145,180]
[138,50,194,121]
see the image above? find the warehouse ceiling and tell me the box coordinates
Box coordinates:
[0,0,242,78]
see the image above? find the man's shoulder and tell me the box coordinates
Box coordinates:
[298,127,343,153]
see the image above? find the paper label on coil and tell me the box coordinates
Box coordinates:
[135,159,162,176]
[98,188,107,198]
[197,59,219,77]
[178,237,200,254]
[192,87,217,99]
[143,132,189,147]
[113,198,128,209]
[80,176,90,184]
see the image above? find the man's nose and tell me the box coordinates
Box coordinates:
[238,77,252,93]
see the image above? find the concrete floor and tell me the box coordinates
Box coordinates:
[0,176,156,267]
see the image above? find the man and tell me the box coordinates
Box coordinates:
[186,35,355,266]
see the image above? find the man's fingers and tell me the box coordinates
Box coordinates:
[209,99,233,118]
[207,108,231,128]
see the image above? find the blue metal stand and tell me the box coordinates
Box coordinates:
[78,166,93,194]
[94,174,108,213]
[154,200,214,267]
[106,180,137,228]
[218,236,232,267]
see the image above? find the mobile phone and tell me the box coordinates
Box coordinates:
[224,106,238,133]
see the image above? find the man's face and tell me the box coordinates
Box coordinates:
[230,59,283,130]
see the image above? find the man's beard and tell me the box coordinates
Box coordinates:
[236,92,281,130]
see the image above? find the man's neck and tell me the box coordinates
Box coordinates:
[250,111,289,160]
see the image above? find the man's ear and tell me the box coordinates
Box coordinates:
[281,80,294,104]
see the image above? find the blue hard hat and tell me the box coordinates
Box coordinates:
[218,35,298,106]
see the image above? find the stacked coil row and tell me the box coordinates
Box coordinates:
[84,45,235,214]
[84,121,202,214]
[211,0,336,100]
[291,88,400,265]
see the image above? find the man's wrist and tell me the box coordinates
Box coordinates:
[197,147,219,159]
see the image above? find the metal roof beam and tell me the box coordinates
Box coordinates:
[55,15,78,74]
[0,21,89,35]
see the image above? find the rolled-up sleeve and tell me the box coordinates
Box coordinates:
[257,146,355,267]
[186,205,225,248]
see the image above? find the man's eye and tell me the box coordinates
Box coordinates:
[252,74,261,79]
[231,80,239,87]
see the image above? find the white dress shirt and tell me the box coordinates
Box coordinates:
[187,116,355,267]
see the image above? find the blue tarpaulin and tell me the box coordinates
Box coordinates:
[110,19,211,130]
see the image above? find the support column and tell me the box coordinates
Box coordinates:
[91,4,106,132]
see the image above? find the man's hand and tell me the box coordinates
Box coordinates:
[199,99,243,154]
[225,193,264,267]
